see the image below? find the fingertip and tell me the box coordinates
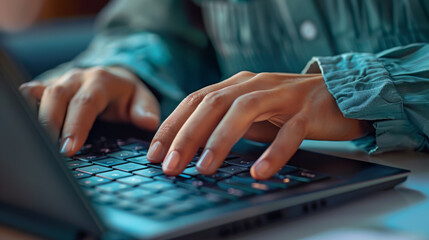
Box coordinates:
[250,159,273,180]
[146,141,164,163]
[60,137,77,157]
[162,150,181,176]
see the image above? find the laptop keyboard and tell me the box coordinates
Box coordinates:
[66,138,329,221]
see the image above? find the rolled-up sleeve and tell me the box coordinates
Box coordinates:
[304,43,429,153]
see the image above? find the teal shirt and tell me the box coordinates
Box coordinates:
[39,0,429,153]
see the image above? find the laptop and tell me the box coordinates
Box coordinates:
[0,49,410,240]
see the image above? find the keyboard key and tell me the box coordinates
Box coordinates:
[114,199,141,210]
[154,174,191,183]
[165,202,200,215]
[182,167,200,176]
[76,165,111,174]
[201,184,252,200]
[118,188,153,200]
[92,194,118,205]
[127,155,151,165]
[287,171,329,183]
[176,179,212,190]
[133,168,164,177]
[232,172,255,183]
[67,160,92,169]
[120,142,148,152]
[72,171,91,179]
[75,153,106,162]
[186,162,196,168]
[78,176,111,187]
[139,181,176,192]
[117,176,153,186]
[259,175,302,189]
[113,163,147,172]
[225,158,255,168]
[197,172,231,183]
[143,195,176,208]
[82,188,98,197]
[182,195,215,208]
[217,166,248,175]
[108,150,142,159]
[62,157,73,161]
[93,158,127,167]
[96,182,132,193]
[96,170,132,180]
[203,192,229,205]
[146,163,162,169]
[161,188,195,200]
[278,165,298,175]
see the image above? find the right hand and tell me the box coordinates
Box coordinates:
[19,66,161,156]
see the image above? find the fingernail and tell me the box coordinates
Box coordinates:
[60,138,73,154]
[137,108,158,120]
[163,151,180,172]
[196,149,215,172]
[254,160,271,178]
[147,141,163,161]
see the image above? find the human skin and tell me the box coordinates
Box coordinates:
[0,0,44,32]
[19,67,161,155]
[145,71,369,180]
[20,69,368,180]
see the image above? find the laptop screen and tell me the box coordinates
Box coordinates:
[0,50,103,236]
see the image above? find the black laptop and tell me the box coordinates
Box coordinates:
[0,50,410,240]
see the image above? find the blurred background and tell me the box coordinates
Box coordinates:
[1,0,109,79]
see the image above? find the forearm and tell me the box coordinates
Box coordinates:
[304,43,429,153]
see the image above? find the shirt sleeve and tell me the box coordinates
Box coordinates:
[37,0,220,115]
[303,43,429,154]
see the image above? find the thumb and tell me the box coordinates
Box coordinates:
[130,84,161,131]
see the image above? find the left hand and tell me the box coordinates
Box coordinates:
[146,71,369,180]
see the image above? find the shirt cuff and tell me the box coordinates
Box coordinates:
[303,53,424,154]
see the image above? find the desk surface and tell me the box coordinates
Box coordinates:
[2,140,428,240]
[235,140,429,240]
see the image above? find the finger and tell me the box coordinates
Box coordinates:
[60,81,109,156]
[37,75,82,139]
[161,78,280,175]
[250,115,307,180]
[196,90,281,175]
[147,71,255,163]
[129,83,161,131]
[19,81,46,108]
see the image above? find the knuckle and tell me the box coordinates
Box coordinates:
[71,93,97,106]
[202,91,225,106]
[182,91,205,107]
[88,67,110,78]
[255,72,271,79]
[287,115,308,131]
[153,122,176,142]
[235,71,255,78]
[176,132,196,146]
[45,85,67,97]
[233,93,261,110]
[61,69,83,83]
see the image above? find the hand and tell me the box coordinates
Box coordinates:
[19,66,160,156]
[146,71,369,180]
